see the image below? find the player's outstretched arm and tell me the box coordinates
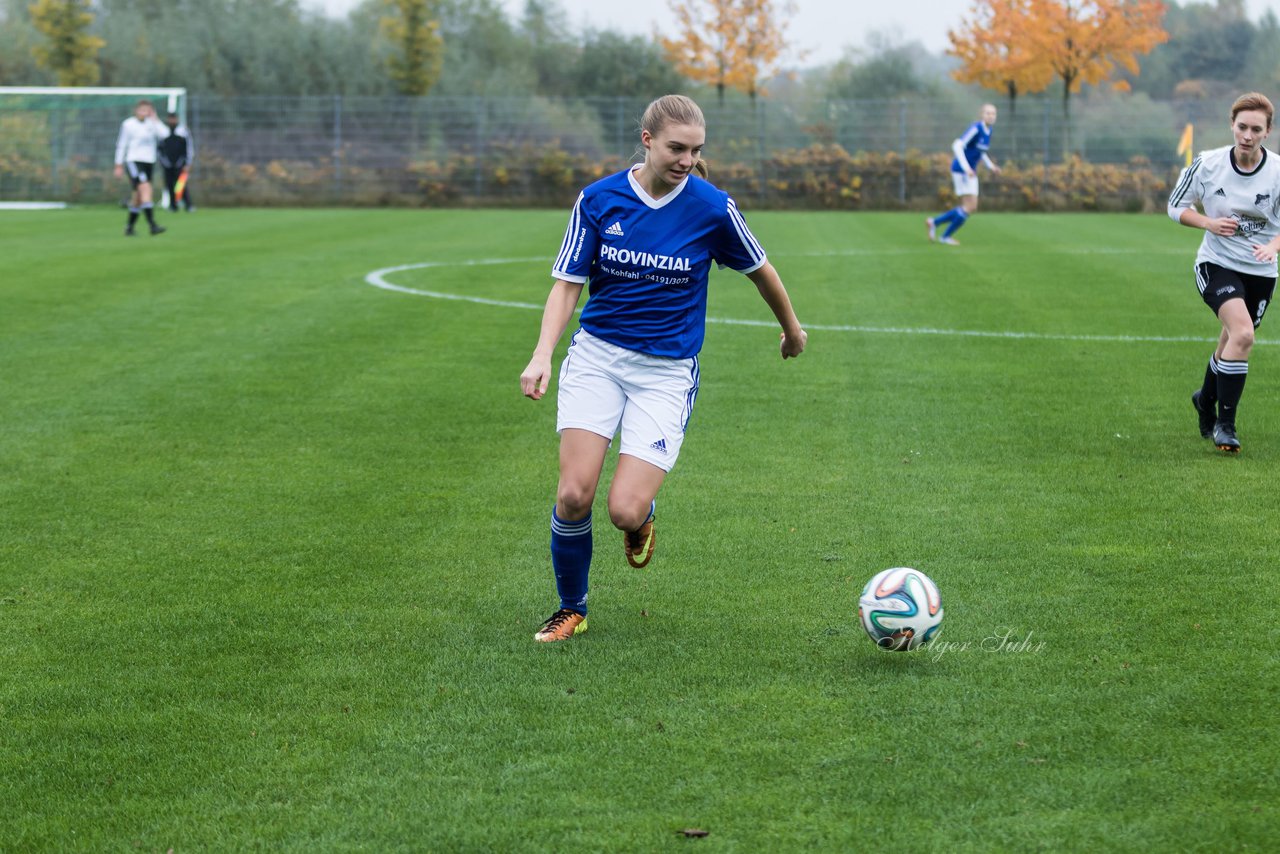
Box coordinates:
[520,279,584,400]
[746,262,806,359]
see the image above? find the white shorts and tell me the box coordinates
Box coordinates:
[556,328,700,472]
[951,170,979,197]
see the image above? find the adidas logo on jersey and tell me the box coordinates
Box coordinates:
[649,438,667,454]
[1214,188,1227,197]
[605,221,625,236]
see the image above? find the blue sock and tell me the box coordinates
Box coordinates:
[550,507,592,615]
[942,209,969,238]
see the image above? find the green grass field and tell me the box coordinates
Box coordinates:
[2,207,1277,851]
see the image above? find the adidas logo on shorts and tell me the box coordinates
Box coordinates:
[649,438,667,454]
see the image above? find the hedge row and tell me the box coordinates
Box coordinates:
[2,139,1178,211]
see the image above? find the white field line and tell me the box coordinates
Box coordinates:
[363,258,1250,345]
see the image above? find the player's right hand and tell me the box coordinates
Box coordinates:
[520,356,551,400]
[780,328,807,360]
[1207,217,1239,236]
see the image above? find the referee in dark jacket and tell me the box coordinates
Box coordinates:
[158,112,196,212]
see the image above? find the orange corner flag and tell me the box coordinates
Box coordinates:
[1176,124,1194,167]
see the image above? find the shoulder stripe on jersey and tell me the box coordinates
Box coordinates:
[960,123,980,146]
[1169,156,1202,207]
[553,193,585,273]
[726,199,765,263]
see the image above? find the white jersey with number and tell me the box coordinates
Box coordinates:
[1168,144,1280,276]
[114,116,169,166]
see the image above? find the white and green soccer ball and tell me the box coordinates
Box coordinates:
[858,567,943,651]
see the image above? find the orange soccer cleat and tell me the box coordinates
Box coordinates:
[534,609,588,642]
[624,518,655,568]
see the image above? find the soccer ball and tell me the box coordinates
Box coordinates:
[858,567,943,651]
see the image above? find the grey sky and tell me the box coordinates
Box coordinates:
[300,0,1280,69]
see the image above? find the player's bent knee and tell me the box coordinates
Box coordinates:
[556,485,595,519]
[607,501,649,533]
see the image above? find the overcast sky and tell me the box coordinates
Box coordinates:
[300,0,1280,68]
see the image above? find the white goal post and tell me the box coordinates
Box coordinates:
[0,86,187,208]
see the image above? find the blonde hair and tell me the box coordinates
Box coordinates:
[637,94,709,178]
[1231,92,1274,130]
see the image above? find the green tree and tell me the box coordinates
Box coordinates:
[381,0,444,96]
[0,2,48,84]
[1242,10,1280,95]
[28,0,104,85]
[519,0,576,96]
[828,48,934,100]
[1128,0,1254,98]
[827,34,938,100]
[430,0,533,96]
[570,31,687,99]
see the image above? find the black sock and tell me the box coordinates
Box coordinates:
[142,204,156,226]
[1199,355,1219,408]
[1216,359,1248,426]
[127,209,139,228]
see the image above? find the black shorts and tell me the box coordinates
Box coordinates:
[126,161,155,188]
[1196,262,1276,328]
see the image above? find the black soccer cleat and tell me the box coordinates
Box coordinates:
[150,224,166,236]
[124,226,136,236]
[1212,421,1241,454]
[1191,390,1215,439]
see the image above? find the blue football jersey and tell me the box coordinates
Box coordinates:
[552,167,767,358]
[951,121,992,173]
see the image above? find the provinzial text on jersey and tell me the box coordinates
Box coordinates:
[599,245,693,271]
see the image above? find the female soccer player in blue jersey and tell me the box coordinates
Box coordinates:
[520,94,807,642]
[926,103,1002,246]
[1169,92,1280,454]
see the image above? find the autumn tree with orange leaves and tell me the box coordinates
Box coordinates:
[660,0,798,104]
[948,0,1054,155]
[948,0,1167,156]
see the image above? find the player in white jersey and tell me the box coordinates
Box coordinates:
[520,94,807,642]
[1169,92,1280,453]
[113,100,169,236]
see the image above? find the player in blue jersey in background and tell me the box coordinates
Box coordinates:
[927,103,1002,246]
[520,94,807,643]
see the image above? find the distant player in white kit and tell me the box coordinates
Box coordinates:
[1169,91,1280,454]
[520,94,807,642]
[113,99,169,236]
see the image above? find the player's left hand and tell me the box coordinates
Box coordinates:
[1252,243,1279,263]
[780,328,807,359]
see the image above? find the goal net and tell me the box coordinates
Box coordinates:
[0,86,186,208]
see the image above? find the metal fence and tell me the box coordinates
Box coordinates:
[0,94,1237,210]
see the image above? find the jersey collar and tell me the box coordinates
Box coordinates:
[1230,145,1267,176]
[628,166,688,210]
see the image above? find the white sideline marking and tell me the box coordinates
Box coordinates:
[363,259,1247,345]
